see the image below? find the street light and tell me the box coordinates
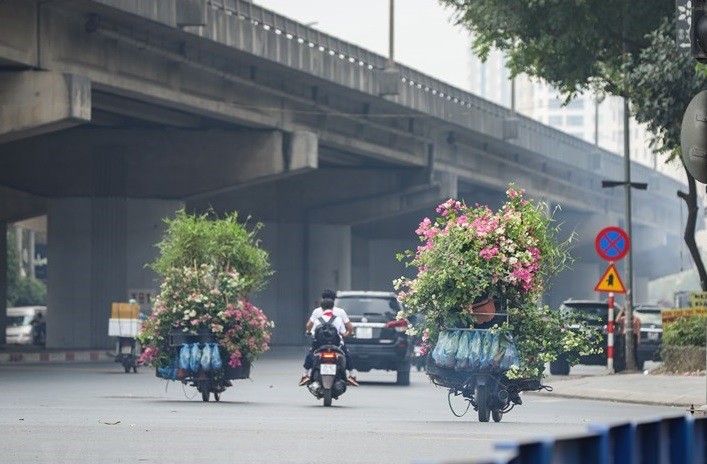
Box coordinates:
[601,178,647,371]
[602,180,648,190]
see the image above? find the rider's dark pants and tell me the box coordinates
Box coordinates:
[303,344,353,371]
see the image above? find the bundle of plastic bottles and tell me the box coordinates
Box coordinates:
[430,329,520,372]
[156,342,223,379]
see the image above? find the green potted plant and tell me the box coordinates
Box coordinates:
[138,208,274,373]
[395,185,599,379]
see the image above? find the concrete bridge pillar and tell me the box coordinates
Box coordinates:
[307,223,351,301]
[46,197,180,349]
[246,221,351,346]
[352,237,412,293]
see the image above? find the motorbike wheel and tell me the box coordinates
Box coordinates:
[492,408,503,423]
[476,384,490,422]
[122,357,132,374]
[323,388,332,407]
[199,379,211,402]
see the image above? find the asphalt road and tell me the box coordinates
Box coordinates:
[0,348,681,464]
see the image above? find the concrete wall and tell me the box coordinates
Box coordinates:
[0,222,6,344]
[249,221,306,347]
[47,197,180,348]
[307,224,351,298]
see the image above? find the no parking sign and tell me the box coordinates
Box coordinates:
[594,226,629,294]
[595,226,629,262]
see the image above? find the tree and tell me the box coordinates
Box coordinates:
[6,228,47,307]
[438,0,707,289]
[6,229,19,306]
[626,20,707,290]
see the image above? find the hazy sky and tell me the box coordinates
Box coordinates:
[251,0,474,91]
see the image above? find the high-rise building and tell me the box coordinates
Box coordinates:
[468,49,686,183]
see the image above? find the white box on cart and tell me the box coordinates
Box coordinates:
[108,318,142,337]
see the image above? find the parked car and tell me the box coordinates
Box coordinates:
[633,303,663,368]
[334,290,414,385]
[549,299,639,375]
[6,306,46,345]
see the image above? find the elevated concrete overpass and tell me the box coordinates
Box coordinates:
[0,0,690,348]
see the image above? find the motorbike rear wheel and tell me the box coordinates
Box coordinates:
[323,388,333,407]
[476,384,490,422]
[122,356,132,373]
[198,379,211,402]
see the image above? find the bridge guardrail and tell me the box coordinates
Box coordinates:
[204,0,684,198]
[415,413,706,463]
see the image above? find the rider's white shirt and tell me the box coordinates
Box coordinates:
[311,310,347,338]
[309,306,350,324]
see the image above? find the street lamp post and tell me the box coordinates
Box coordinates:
[602,164,648,372]
[388,0,394,67]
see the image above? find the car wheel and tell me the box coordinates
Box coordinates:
[549,357,570,375]
[396,369,410,386]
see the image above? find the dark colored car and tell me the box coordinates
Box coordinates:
[633,304,663,369]
[334,290,414,385]
[549,299,639,375]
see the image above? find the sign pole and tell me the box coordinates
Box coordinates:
[607,291,614,372]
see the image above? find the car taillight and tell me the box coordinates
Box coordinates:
[386,319,408,332]
[321,352,337,360]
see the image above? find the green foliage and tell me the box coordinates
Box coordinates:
[12,278,47,306]
[395,186,595,378]
[626,19,707,158]
[6,229,46,307]
[663,314,707,347]
[138,264,273,368]
[439,0,671,98]
[6,229,19,306]
[150,208,272,296]
[500,303,601,379]
[140,209,274,369]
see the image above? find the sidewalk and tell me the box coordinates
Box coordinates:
[529,369,707,410]
[0,345,115,363]
[2,345,705,411]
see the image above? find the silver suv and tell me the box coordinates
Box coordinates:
[334,291,413,385]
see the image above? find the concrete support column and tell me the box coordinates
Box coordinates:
[241,221,350,346]
[47,197,180,349]
[308,223,351,300]
[0,222,6,346]
[248,221,305,346]
[307,224,351,297]
[352,237,412,292]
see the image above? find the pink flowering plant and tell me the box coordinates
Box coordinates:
[395,185,599,378]
[138,209,273,370]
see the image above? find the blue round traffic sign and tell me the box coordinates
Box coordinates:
[595,226,630,261]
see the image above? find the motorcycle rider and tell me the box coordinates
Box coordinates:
[304,289,357,380]
[306,289,354,337]
[30,311,46,346]
[299,297,359,387]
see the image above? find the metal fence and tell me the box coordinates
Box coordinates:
[418,413,706,464]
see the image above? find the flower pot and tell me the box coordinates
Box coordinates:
[224,360,251,379]
[470,299,496,324]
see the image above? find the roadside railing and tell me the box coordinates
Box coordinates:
[416,413,706,463]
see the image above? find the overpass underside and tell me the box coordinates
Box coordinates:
[0,0,689,348]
